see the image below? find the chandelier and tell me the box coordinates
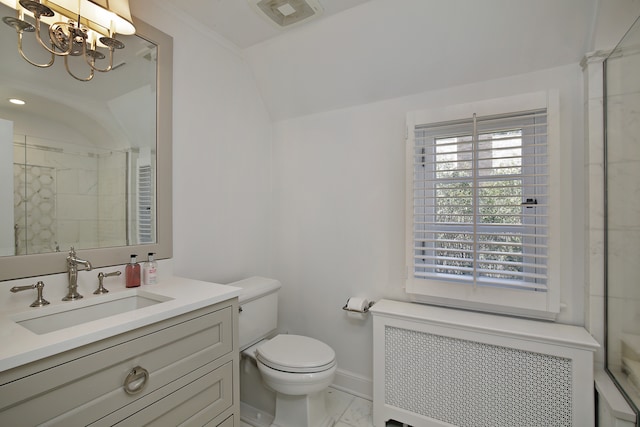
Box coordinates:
[1,0,135,81]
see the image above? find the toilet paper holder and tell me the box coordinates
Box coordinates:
[342,298,375,314]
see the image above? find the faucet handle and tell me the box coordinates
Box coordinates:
[11,281,50,308]
[94,271,122,294]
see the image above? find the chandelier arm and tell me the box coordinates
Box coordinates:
[85,46,114,72]
[64,54,94,82]
[16,29,55,68]
[34,17,73,56]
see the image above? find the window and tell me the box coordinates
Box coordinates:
[406,92,560,319]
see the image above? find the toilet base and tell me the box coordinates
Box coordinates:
[271,390,334,427]
[241,401,275,427]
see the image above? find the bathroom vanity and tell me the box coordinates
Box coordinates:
[0,276,241,426]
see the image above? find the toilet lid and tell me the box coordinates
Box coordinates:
[256,334,336,373]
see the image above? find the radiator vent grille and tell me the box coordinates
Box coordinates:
[384,326,572,426]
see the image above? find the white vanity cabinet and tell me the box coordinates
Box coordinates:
[0,298,240,426]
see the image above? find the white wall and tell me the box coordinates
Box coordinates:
[131,1,274,284]
[131,0,606,399]
[245,0,596,121]
[97,0,640,405]
[271,63,585,392]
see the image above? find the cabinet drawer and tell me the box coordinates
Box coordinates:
[0,304,233,426]
[91,359,234,427]
[216,415,234,427]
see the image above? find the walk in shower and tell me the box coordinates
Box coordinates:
[7,131,154,256]
[605,14,640,424]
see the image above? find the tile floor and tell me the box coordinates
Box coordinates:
[326,388,373,427]
[240,387,408,427]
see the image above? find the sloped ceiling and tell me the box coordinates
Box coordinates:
[243,0,599,120]
[162,0,640,121]
[162,0,371,49]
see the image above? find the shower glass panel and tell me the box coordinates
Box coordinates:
[11,133,130,254]
[605,14,640,421]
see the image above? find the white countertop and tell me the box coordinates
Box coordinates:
[0,275,240,372]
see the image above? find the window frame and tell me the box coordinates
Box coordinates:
[405,91,561,320]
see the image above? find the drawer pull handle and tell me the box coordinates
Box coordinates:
[124,366,149,395]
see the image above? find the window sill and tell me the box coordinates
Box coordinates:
[406,281,558,321]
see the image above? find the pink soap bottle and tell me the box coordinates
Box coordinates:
[125,254,141,288]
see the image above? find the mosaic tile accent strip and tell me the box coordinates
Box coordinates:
[13,164,57,255]
[384,326,572,427]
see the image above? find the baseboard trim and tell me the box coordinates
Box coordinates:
[332,368,373,401]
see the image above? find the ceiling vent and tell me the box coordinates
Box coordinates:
[249,0,324,29]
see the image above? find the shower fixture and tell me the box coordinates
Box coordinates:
[1,0,135,81]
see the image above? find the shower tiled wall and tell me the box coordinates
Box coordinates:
[98,152,127,248]
[584,46,640,423]
[604,40,640,414]
[13,164,57,254]
[12,137,125,254]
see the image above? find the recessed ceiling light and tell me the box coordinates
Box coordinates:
[9,98,26,105]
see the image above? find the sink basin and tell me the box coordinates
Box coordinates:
[12,291,173,335]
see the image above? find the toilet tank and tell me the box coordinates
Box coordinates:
[228,276,281,350]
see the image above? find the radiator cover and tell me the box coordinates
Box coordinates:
[371,300,599,427]
[385,326,572,426]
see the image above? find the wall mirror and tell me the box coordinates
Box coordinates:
[0,4,172,281]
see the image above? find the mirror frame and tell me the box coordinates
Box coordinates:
[0,17,173,281]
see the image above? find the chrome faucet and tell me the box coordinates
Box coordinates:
[10,281,50,307]
[95,270,121,294]
[63,247,92,301]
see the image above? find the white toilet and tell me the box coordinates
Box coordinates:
[231,277,337,427]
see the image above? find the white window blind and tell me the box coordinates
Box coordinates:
[411,109,548,292]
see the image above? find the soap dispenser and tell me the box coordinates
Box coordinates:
[125,254,141,288]
[143,252,157,285]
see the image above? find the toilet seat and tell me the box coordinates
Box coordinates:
[256,334,336,374]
